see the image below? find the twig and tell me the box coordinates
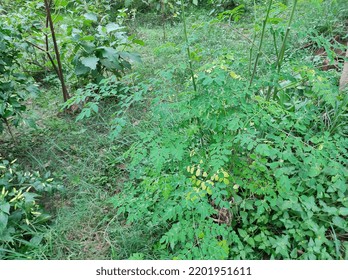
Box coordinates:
[25,40,60,79]
[4,118,16,143]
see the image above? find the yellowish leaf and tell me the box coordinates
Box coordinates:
[229,71,241,80]
[190,166,195,174]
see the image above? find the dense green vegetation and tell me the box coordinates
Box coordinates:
[1,0,347,260]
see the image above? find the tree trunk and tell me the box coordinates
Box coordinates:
[339,42,348,91]
[44,0,69,102]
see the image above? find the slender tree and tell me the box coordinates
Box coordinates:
[180,0,197,92]
[43,0,69,102]
[249,0,273,88]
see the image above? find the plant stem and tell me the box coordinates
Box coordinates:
[25,40,60,79]
[180,0,197,92]
[276,0,298,73]
[249,0,258,76]
[4,118,15,142]
[44,0,69,102]
[271,27,279,58]
[161,0,166,42]
[249,0,273,87]
[268,0,298,100]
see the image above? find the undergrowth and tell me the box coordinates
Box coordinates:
[110,69,348,259]
[1,0,347,260]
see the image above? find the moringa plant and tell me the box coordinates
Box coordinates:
[266,0,298,100]
[180,0,198,92]
[249,0,273,87]
[248,0,299,102]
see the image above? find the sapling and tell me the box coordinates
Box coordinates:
[248,0,258,76]
[180,0,197,92]
[249,0,273,87]
[267,0,298,100]
[43,0,69,102]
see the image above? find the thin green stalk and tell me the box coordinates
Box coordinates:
[180,0,197,92]
[276,0,298,73]
[271,27,279,58]
[248,34,256,76]
[268,0,298,100]
[330,225,341,259]
[249,0,273,87]
[248,0,258,76]
[161,0,166,42]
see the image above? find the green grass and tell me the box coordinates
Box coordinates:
[2,86,124,259]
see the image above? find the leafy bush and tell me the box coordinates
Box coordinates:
[0,157,63,259]
[109,61,348,259]
[0,22,28,134]
[2,0,143,93]
[66,14,143,85]
[64,74,148,140]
